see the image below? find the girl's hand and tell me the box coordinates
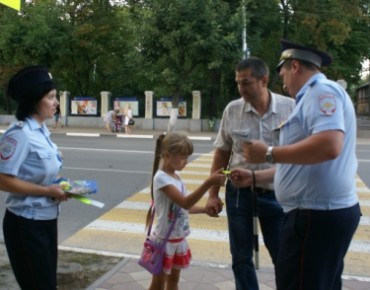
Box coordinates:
[205,196,224,217]
[207,168,227,187]
[204,203,224,217]
[229,168,253,188]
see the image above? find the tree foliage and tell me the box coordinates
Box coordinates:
[0,0,68,112]
[279,0,370,86]
[127,0,241,118]
[0,0,369,117]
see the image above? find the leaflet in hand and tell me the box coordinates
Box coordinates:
[68,193,105,208]
[60,179,98,195]
[55,178,104,208]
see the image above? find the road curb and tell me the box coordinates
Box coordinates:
[60,131,213,141]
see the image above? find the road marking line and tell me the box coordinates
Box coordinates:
[189,136,212,141]
[116,134,154,139]
[131,187,226,198]
[82,219,370,253]
[116,200,227,217]
[66,133,100,137]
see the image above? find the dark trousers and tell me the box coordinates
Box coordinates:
[276,204,361,290]
[3,209,58,290]
[226,182,285,290]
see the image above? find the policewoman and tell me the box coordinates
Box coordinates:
[235,40,361,290]
[0,65,68,290]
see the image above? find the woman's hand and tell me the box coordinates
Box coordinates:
[48,184,69,201]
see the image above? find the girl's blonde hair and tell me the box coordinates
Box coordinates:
[145,132,193,228]
[160,132,194,157]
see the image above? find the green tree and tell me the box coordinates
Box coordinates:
[279,0,370,89]
[242,0,283,92]
[127,0,241,122]
[1,0,368,119]
[0,0,68,112]
[54,0,123,96]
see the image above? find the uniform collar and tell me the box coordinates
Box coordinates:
[26,117,51,136]
[295,73,327,103]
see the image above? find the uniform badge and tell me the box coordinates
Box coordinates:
[15,121,24,127]
[319,94,336,115]
[0,137,17,161]
[274,120,288,131]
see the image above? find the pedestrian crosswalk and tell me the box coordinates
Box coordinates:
[61,152,370,279]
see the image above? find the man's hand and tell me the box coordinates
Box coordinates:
[242,140,268,163]
[229,168,253,188]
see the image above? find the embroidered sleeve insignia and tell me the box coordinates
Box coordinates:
[319,94,336,115]
[0,137,17,161]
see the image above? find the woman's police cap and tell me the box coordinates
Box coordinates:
[7,65,55,103]
[276,39,332,71]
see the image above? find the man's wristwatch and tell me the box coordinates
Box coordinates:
[265,146,275,164]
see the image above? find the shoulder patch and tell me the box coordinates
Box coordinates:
[15,121,24,127]
[319,94,336,115]
[0,137,17,161]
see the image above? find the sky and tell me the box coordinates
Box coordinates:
[362,59,370,79]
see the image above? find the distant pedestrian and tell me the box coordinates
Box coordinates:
[146,132,226,290]
[1,65,68,290]
[113,109,123,132]
[53,104,63,128]
[124,103,133,134]
[103,109,115,133]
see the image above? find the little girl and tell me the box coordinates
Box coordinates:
[147,132,226,290]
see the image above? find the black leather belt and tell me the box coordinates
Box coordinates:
[249,187,274,195]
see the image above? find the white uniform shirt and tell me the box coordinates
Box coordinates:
[214,91,295,189]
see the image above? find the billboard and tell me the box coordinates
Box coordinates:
[71,97,98,115]
[156,98,187,117]
[113,97,139,116]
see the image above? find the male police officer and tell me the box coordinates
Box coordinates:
[235,40,361,290]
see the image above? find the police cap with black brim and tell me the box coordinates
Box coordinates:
[7,65,55,104]
[276,39,332,72]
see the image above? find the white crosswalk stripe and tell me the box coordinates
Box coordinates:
[61,152,370,278]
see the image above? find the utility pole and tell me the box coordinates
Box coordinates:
[242,0,249,59]
[93,61,97,82]
[368,0,370,100]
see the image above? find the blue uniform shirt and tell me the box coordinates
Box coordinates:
[0,118,62,220]
[275,73,358,212]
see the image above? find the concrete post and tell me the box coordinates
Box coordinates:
[100,91,111,116]
[144,91,153,119]
[192,90,201,119]
[59,91,69,126]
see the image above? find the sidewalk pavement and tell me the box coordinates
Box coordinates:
[2,124,370,289]
[85,257,370,290]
